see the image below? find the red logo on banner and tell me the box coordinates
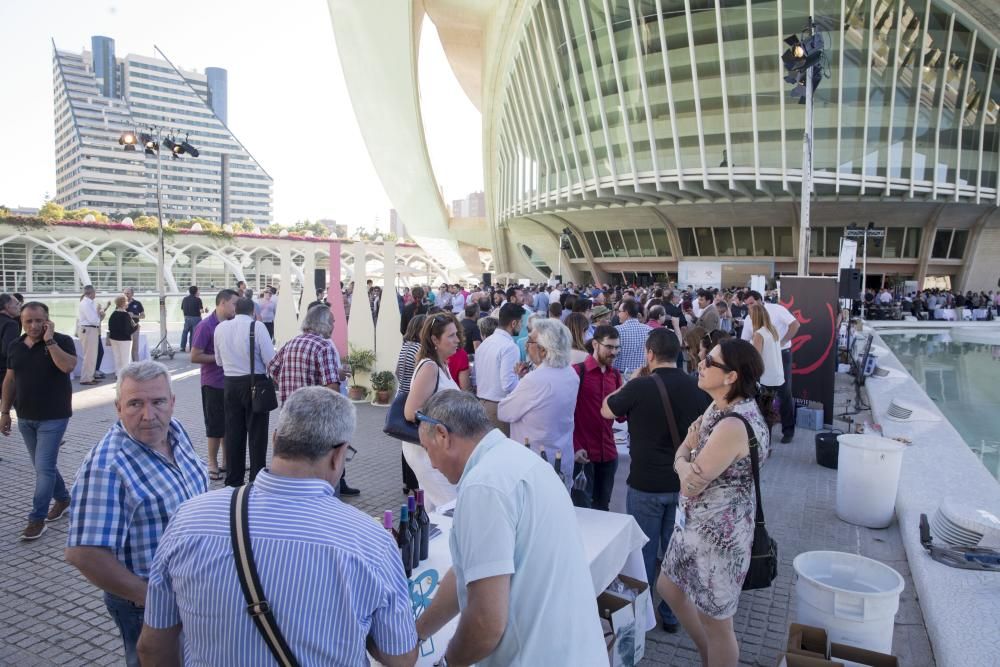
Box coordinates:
[779,295,836,376]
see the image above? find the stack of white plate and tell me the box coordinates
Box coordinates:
[885,398,940,423]
[931,496,1000,548]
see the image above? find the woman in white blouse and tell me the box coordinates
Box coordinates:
[749,304,785,392]
[404,312,461,509]
[498,318,579,488]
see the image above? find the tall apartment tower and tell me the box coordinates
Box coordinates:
[53,37,272,225]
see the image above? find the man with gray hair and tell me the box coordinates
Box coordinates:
[138,386,417,666]
[268,304,358,496]
[66,360,207,667]
[414,390,606,665]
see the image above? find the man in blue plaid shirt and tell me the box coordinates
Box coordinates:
[66,360,207,667]
[613,299,651,378]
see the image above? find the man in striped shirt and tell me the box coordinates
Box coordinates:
[138,386,417,666]
[65,361,208,667]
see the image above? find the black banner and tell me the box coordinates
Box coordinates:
[779,276,838,425]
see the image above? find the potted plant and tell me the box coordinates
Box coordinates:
[370,371,396,405]
[344,346,376,402]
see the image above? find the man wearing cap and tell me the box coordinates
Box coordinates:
[587,306,611,342]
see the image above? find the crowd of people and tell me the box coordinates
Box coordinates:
[0,276,805,666]
[860,286,999,320]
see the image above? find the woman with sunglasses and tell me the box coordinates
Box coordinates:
[657,338,769,667]
[403,313,461,510]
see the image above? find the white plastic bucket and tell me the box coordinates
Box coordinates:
[836,435,906,528]
[793,551,904,655]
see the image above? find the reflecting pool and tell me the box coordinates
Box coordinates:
[880,330,1000,482]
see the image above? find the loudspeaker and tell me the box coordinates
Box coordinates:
[839,268,862,299]
[314,268,327,290]
[482,272,491,287]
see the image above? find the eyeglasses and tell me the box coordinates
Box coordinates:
[342,444,357,463]
[703,353,732,373]
[595,341,621,351]
[415,410,450,432]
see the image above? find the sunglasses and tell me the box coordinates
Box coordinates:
[415,410,450,432]
[703,353,732,373]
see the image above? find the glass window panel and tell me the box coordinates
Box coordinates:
[840,0,872,178]
[959,42,992,187]
[942,22,975,187]
[825,227,845,257]
[902,227,921,258]
[753,226,774,256]
[585,231,605,256]
[650,227,671,256]
[931,229,952,258]
[810,227,823,257]
[567,0,612,179]
[622,229,642,257]
[782,0,813,175]
[732,227,753,257]
[568,233,585,259]
[0,241,27,292]
[637,229,657,257]
[634,1,676,173]
[695,227,717,256]
[889,3,923,182]
[914,8,954,183]
[864,0,901,179]
[678,228,698,256]
[949,229,968,259]
[607,230,627,257]
[774,226,794,256]
[716,227,736,255]
[884,227,905,258]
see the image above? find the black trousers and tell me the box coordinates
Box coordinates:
[778,348,795,436]
[402,452,419,491]
[573,459,618,511]
[223,375,270,487]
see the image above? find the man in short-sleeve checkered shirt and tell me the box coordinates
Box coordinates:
[267,304,359,496]
[65,361,207,667]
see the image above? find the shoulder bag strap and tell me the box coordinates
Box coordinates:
[650,373,682,450]
[723,412,766,526]
[416,358,440,393]
[248,320,257,391]
[229,485,300,667]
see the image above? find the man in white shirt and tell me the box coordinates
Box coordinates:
[415,390,607,667]
[77,285,103,385]
[213,297,275,486]
[450,284,466,315]
[474,303,525,437]
[878,289,893,305]
[741,290,800,443]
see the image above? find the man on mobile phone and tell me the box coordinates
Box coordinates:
[1,301,77,540]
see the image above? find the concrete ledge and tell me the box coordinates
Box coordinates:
[865,326,1000,666]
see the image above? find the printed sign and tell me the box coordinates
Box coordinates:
[779,277,838,425]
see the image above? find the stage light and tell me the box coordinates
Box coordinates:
[179,139,199,158]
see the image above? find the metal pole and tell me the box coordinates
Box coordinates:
[153,128,172,357]
[861,232,868,320]
[796,62,814,277]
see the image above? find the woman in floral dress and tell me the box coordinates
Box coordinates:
[658,338,769,667]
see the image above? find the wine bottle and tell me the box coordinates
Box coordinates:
[398,505,413,578]
[539,445,548,462]
[554,450,565,483]
[407,495,420,569]
[415,489,431,561]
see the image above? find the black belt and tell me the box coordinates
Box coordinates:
[81,325,98,328]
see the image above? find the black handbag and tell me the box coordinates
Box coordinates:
[249,322,278,414]
[728,413,779,591]
[383,360,438,444]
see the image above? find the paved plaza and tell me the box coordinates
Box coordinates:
[0,355,935,666]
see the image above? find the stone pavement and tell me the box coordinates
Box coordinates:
[0,356,935,666]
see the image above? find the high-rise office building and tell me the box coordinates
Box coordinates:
[53,36,272,225]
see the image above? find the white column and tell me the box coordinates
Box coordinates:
[274,244,298,345]
[301,247,316,315]
[347,243,376,389]
[375,242,403,373]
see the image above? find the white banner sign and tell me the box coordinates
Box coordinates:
[677,261,722,289]
[838,239,858,270]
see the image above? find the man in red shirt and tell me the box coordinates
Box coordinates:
[572,325,623,511]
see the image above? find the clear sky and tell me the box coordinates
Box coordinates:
[0,0,483,232]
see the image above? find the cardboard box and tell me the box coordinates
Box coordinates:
[597,574,649,667]
[796,406,824,431]
[777,654,842,667]
[786,623,828,659]
[829,643,899,667]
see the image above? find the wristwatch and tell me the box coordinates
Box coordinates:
[44,339,57,347]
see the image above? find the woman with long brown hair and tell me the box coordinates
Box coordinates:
[564,312,591,364]
[749,303,785,391]
[658,338,770,667]
[403,312,461,509]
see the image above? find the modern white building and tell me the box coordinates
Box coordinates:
[53,36,273,226]
[329,0,1000,292]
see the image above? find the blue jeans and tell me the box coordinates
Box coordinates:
[626,486,679,625]
[19,418,70,522]
[180,315,201,351]
[104,591,143,667]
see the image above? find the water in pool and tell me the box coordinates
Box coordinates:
[879,330,1000,482]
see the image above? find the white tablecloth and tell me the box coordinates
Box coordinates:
[933,308,956,321]
[72,333,150,378]
[973,308,989,320]
[392,504,655,665]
